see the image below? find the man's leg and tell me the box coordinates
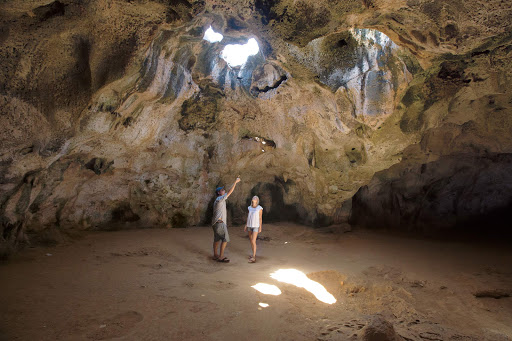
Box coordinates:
[219,241,228,259]
[213,240,220,259]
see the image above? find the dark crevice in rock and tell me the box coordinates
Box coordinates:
[111,203,140,224]
[84,158,114,175]
[411,30,427,44]
[337,39,348,47]
[361,0,375,9]
[63,36,93,105]
[227,16,248,30]
[206,146,215,159]
[252,74,288,93]
[20,146,34,155]
[1,221,22,242]
[122,117,133,127]
[308,149,317,168]
[32,1,66,22]
[171,212,188,228]
[437,60,467,80]
[28,162,70,214]
[0,26,9,46]
[254,0,277,25]
[474,290,510,299]
[444,23,459,40]
[166,8,181,22]
[241,135,276,148]
[471,49,490,57]
[163,0,195,23]
[169,0,192,9]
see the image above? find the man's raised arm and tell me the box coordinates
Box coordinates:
[225,177,241,198]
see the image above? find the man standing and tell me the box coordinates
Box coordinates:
[212,177,241,263]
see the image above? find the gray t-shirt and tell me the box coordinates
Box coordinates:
[212,194,228,226]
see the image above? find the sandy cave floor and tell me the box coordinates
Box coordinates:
[1,223,512,341]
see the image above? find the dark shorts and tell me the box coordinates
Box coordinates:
[212,222,230,242]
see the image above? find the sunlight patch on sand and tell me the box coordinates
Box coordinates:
[270,269,336,304]
[251,283,282,295]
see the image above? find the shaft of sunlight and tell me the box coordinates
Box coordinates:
[270,269,336,304]
[251,283,282,296]
[203,26,223,43]
[221,38,259,67]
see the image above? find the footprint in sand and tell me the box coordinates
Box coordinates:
[317,320,366,340]
[183,280,237,290]
[86,311,143,340]
[138,263,165,270]
[214,280,237,290]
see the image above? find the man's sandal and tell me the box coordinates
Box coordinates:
[217,257,230,263]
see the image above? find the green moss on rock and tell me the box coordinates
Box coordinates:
[400,101,425,133]
[319,32,359,68]
[178,80,224,131]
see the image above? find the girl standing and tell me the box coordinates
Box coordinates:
[244,196,263,263]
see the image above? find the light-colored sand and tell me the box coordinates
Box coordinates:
[1,223,511,340]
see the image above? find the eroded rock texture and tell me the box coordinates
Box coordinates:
[1,0,512,249]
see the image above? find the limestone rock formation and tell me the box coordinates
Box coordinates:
[350,44,512,233]
[359,314,403,341]
[1,0,512,249]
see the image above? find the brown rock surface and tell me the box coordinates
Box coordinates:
[359,314,403,341]
[1,0,512,249]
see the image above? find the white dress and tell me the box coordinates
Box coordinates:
[247,205,263,227]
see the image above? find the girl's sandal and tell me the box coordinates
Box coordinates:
[248,257,256,263]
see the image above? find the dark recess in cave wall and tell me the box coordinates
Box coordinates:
[254,0,277,25]
[101,203,141,230]
[202,178,304,226]
[349,153,512,239]
[246,181,302,224]
[93,34,138,92]
[33,1,66,21]
[202,176,333,227]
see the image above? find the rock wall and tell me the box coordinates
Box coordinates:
[350,52,512,233]
[1,0,512,250]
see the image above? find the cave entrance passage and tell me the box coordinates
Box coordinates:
[203,25,260,67]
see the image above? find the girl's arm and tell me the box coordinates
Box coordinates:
[244,208,249,232]
[258,209,263,233]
